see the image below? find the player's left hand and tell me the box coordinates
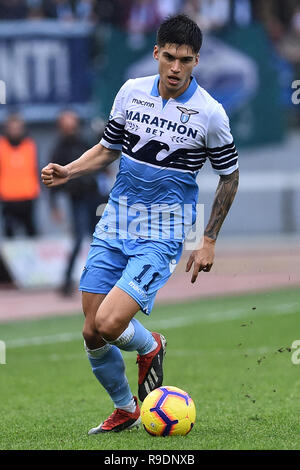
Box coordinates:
[185,236,215,283]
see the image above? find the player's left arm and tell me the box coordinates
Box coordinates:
[186,102,239,284]
[186,168,239,283]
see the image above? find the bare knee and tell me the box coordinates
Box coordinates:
[95,314,124,342]
[82,323,97,343]
[93,287,140,341]
[82,321,106,349]
[82,292,107,349]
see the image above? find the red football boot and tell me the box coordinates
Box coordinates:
[88,396,141,434]
[136,332,167,402]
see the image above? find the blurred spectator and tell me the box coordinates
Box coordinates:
[252,0,300,83]
[39,0,60,18]
[127,0,162,35]
[200,0,226,30]
[75,0,95,22]
[182,0,230,31]
[230,0,253,27]
[27,0,98,22]
[277,3,300,80]
[26,0,98,22]
[181,0,202,27]
[0,0,28,19]
[49,0,74,20]
[253,0,298,42]
[182,0,254,31]
[26,0,46,19]
[49,110,108,296]
[27,0,75,21]
[92,0,133,28]
[156,0,182,19]
[0,114,40,237]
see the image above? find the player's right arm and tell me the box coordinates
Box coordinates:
[41,143,120,188]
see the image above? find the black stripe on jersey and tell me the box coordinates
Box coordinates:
[106,124,123,135]
[108,119,124,131]
[209,151,238,166]
[121,130,208,172]
[207,139,238,171]
[177,157,206,165]
[106,125,124,136]
[210,158,238,171]
[208,145,236,156]
[103,119,125,145]
[169,161,206,171]
[102,119,125,145]
[102,134,123,145]
[208,147,237,160]
[207,140,236,153]
[173,148,206,170]
[185,152,207,159]
[180,155,207,161]
[104,128,123,141]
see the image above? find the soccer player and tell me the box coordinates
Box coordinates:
[41,14,239,433]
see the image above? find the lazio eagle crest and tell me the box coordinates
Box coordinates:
[177,106,199,124]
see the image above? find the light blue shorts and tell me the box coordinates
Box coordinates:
[79,236,183,315]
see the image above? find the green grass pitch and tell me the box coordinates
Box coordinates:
[1,287,300,450]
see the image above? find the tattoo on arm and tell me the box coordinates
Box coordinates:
[204,169,239,241]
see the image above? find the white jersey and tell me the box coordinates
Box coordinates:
[97,74,238,241]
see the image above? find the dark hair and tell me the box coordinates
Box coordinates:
[156,14,203,54]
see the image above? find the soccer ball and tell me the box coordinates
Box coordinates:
[140,386,196,436]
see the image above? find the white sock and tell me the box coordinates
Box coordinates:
[117,397,136,413]
[141,340,157,355]
[109,321,135,347]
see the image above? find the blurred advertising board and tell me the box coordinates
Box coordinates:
[0,237,89,288]
[0,21,94,122]
[95,24,286,148]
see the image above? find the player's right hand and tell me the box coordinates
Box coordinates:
[41,163,69,187]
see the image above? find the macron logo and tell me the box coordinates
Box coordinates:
[132,98,155,108]
[128,281,147,298]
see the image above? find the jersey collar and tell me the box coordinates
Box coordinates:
[150,74,198,103]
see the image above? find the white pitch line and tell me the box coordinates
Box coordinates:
[6,332,81,348]
[4,301,299,350]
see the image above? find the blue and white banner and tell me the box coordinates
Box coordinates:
[0,21,94,122]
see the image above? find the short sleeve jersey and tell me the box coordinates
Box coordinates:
[96,75,238,241]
